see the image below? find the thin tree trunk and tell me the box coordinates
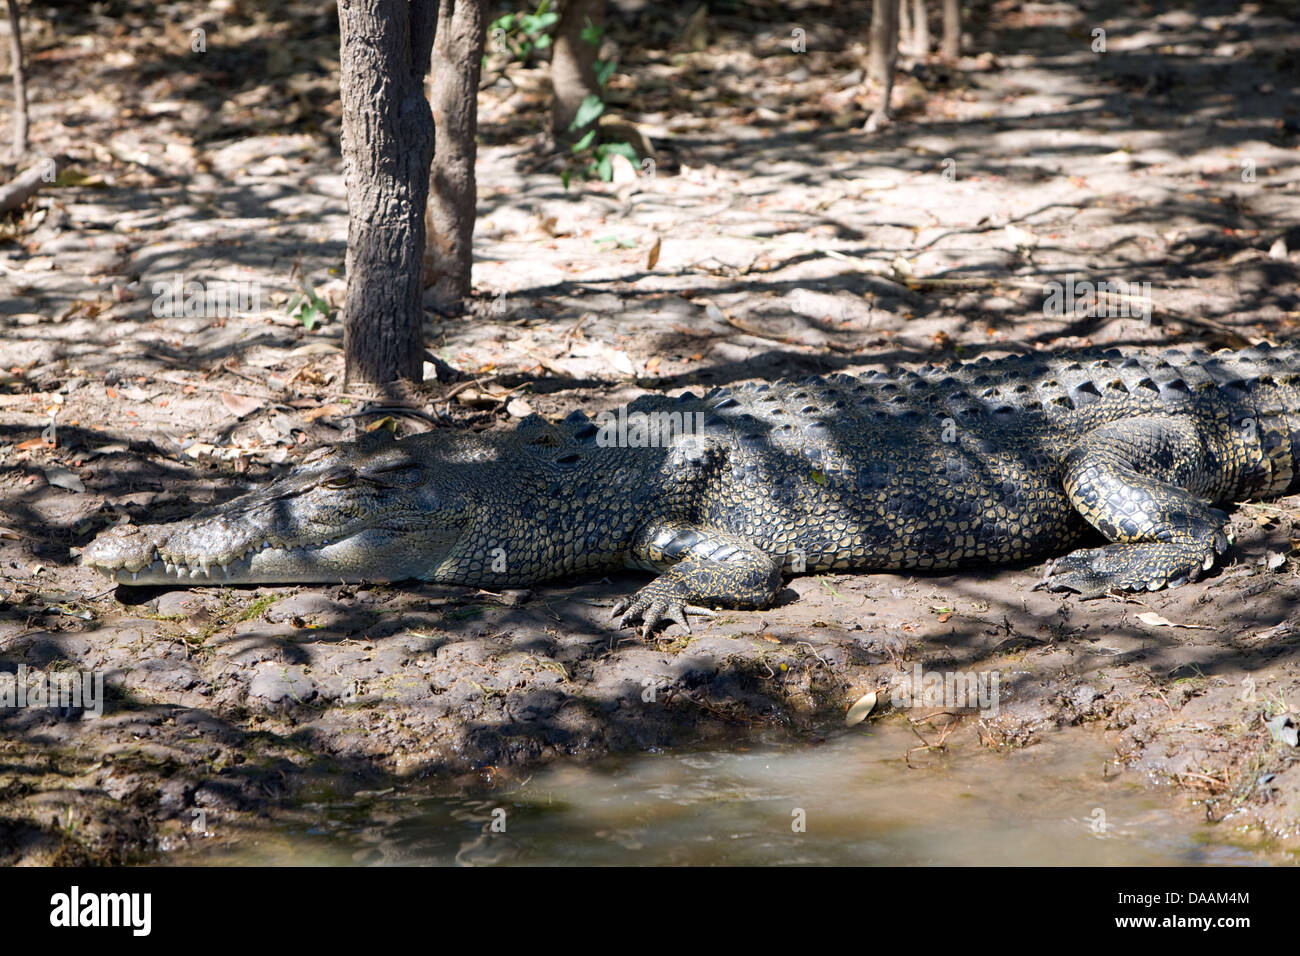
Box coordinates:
[6,0,27,160]
[941,0,961,60]
[866,0,899,132]
[551,0,604,145]
[337,0,437,387]
[897,0,912,55]
[424,0,485,308]
[912,0,930,56]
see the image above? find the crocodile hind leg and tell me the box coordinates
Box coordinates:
[615,521,783,637]
[1043,415,1233,595]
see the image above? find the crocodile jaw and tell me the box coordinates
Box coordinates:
[82,522,454,585]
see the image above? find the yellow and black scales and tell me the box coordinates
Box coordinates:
[84,345,1300,635]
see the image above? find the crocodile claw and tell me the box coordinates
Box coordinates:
[612,583,713,638]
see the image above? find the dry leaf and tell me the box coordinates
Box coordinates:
[646,235,661,271]
[44,467,86,493]
[609,350,637,376]
[845,691,878,727]
[220,391,263,418]
[609,152,638,185]
[302,403,346,422]
[86,442,129,458]
[1004,224,1039,249]
[288,343,342,357]
[1136,612,1213,630]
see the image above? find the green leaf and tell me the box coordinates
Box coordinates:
[597,153,613,182]
[569,94,605,132]
[534,33,552,49]
[604,140,638,162]
[570,128,597,153]
[580,17,603,47]
[594,59,616,88]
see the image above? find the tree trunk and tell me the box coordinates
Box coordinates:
[941,0,961,60]
[897,0,911,55]
[337,0,437,388]
[551,0,604,145]
[6,0,27,160]
[424,0,485,308]
[912,0,930,57]
[866,0,899,132]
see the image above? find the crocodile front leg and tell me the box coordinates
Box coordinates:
[614,520,783,637]
[1043,415,1232,594]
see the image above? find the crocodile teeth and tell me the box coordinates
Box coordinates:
[222,564,230,578]
[131,572,138,581]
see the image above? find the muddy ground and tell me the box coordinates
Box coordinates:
[2,0,1300,863]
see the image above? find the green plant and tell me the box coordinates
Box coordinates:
[564,86,637,185]
[286,284,331,331]
[487,0,559,63]
[561,19,637,185]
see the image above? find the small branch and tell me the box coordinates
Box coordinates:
[0,154,57,214]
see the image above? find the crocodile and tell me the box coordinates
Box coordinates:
[82,344,1300,635]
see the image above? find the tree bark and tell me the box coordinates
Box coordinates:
[424,0,485,308]
[941,0,961,60]
[6,0,27,160]
[337,0,437,387]
[897,0,911,55]
[550,0,604,145]
[866,0,899,132]
[912,0,930,57]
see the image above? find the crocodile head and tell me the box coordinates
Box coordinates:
[81,434,474,586]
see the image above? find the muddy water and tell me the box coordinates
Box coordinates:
[179,724,1269,866]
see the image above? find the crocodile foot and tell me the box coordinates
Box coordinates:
[611,580,716,638]
[1037,529,1232,596]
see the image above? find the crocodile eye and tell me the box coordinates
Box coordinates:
[322,466,356,488]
